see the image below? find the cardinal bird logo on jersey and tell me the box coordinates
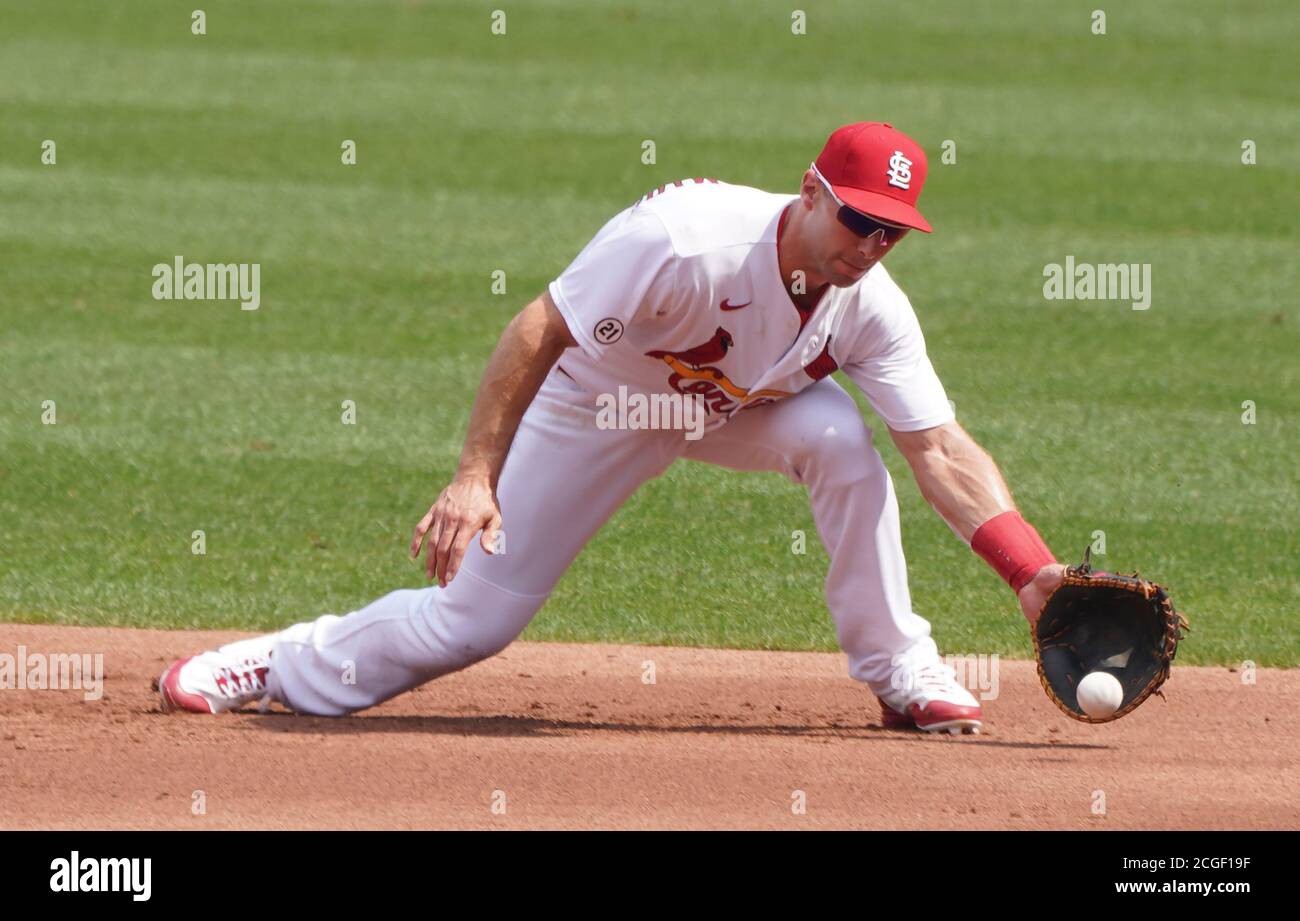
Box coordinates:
[647,327,733,367]
[734,337,840,414]
[802,337,838,381]
[645,327,793,415]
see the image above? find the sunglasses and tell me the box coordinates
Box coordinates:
[810,163,910,244]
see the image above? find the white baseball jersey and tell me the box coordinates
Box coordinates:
[547,177,955,434]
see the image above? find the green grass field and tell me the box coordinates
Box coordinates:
[2,1,1296,666]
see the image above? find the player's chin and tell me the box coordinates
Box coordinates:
[831,259,872,285]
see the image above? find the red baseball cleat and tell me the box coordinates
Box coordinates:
[876,661,983,735]
[158,650,273,714]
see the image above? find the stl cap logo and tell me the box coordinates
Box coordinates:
[886,150,913,190]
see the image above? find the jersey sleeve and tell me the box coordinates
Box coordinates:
[840,278,955,433]
[547,204,678,361]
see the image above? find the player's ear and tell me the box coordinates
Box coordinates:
[799,170,819,207]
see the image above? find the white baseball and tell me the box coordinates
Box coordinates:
[1077,671,1124,718]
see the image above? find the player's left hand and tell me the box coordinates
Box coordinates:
[1017,563,1067,626]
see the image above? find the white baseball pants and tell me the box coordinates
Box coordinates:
[261,365,940,715]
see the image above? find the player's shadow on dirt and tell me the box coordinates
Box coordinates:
[242,711,1104,750]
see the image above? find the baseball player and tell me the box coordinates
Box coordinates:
[160,122,1066,734]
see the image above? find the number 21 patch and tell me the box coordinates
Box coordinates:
[593,318,624,344]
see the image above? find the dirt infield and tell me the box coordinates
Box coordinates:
[1,624,1296,830]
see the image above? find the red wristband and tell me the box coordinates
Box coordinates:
[970,511,1056,593]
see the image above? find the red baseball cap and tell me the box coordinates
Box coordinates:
[813,122,932,233]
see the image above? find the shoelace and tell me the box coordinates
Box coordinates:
[911,662,959,692]
[214,658,271,699]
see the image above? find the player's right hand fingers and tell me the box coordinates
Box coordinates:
[479,512,503,554]
[434,514,466,587]
[422,512,447,581]
[445,521,483,583]
[409,507,436,558]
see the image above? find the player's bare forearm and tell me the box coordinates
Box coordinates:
[410,291,575,585]
[889,420,1015,543]
[890,420,1066,621]
[455,290,576,487]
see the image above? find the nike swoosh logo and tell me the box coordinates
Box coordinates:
[720,298,751,311]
